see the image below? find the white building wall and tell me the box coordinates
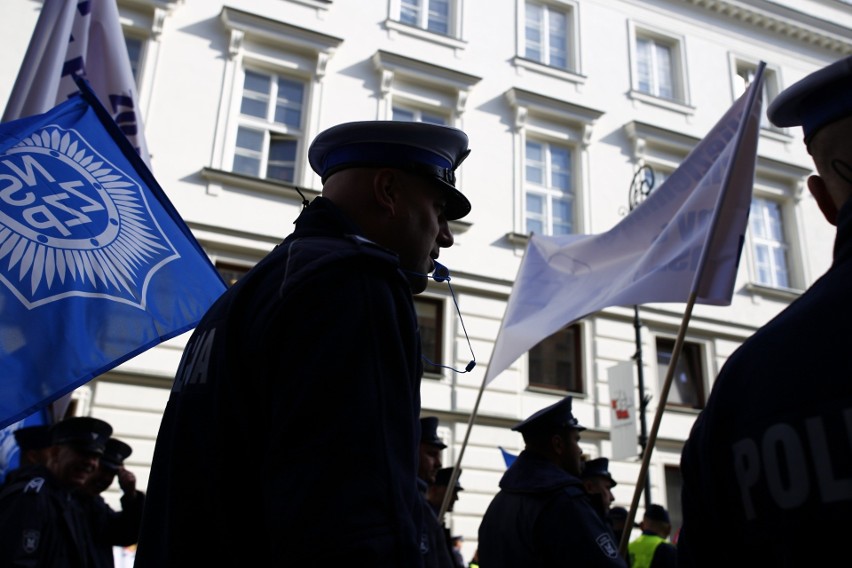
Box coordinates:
[1,0,850,561]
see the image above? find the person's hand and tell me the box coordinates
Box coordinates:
[117,467,137,497]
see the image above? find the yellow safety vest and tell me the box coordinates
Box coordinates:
[628,534,667,568]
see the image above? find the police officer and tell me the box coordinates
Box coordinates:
[136,121,473,567]
[418,417,455,568]
[12,425,52,468]
[678,55,852,566]
[628,504,676,568]
[581,456,617,521]
[478,396,627,567]
[82,438,145,568]
[0,416,112,567]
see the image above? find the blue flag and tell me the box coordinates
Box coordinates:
[499,446,517,468]
[0,82,226,429]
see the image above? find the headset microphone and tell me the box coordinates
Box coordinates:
[406,262,476,373]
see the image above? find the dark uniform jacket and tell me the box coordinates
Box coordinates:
[478,450,627,567]
[135,197,424,567]
[678,200,852,566]
[0,465,97,567]
[82,490,145,567]
[419,480,455,568]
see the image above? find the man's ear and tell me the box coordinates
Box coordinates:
[808,174,839,226]
[373,169,398,216]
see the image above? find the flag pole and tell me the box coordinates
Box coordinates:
[618,291,696,557]
[438,362,491,521]
[618,63,765,558]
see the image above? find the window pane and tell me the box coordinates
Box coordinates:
[656,338,704,409]
[526,141,544,185]
[274,77,304,127]
[392,107,416,122]
[529,326,582,392]
[415,297,443,375]
[241,71,271,118]
[421,112,446,126]
[550,146,571,190]
[636,38,652,93]
[655,43,674,99]
[233,127,264,177]
[266,136,297,182]
[124,37,142,82]
[548,9,568,68]
[400,0,420,25]
[428,0,450,34]
[525,3,543,62]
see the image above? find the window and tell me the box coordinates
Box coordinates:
[215,261,251,287]
[525,139,573,235]
[216,7,342,190]
[664,465,683,538]
[749,197,790,289]
[505,88,602,240]
[656,337,705,409]
[732,59,780,131]
[636,36,674,99]
[233,69,305,183]
[629,26,689,109]
[415,297,444,376]
[373,51,480,127]
[525,1,569,68]
[399,0,451,35]
[528,324,583,393]
[392,105,448,125]
[123,36,144,82]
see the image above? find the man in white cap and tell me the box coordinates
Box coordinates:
[137,121,473,567]
[678,55,852,566]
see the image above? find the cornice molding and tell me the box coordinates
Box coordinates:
[686,0,852,54]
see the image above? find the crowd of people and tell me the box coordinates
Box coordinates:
[0,417,144,566]
[1,52,850,566]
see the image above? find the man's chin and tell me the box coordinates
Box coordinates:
[405,273,428,294]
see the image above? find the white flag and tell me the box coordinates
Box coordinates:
[3,0,150,165]
[484,65,765,385]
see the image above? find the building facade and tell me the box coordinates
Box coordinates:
[2,0,851,561]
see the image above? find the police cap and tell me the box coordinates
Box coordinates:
[101,438,133,471]
[50,417,112,455]
[435,466,463,491]
[581,457,617,487]
[13,425,51,452]
[511,396,585,439]
[308,120,472,220]
[767,55,852,145]
[420,416,447,449]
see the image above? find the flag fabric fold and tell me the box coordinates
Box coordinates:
[3,0,150,165]
[0,87,226,430]
[484,68,765,385]
[499,446,518,468]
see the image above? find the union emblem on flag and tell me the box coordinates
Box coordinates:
[0,126,176,309]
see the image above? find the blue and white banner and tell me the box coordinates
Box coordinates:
[0,86,226,429]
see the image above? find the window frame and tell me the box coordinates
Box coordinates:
[415,296,446,378]
[505,88,602,242]
[213,7,342,192]
[527,323,584,394]
[373,50,480,128]
[730,56,783,134]
[523,138,576,236]
[627,23,692,113]
[387,0,465,44]
[655,336,707,411]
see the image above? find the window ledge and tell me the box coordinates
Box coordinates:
[201,167,319,201]
[383,19,467,50]
[511,56,586,85]
[744,281,802,301]
[628,90,695,116]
